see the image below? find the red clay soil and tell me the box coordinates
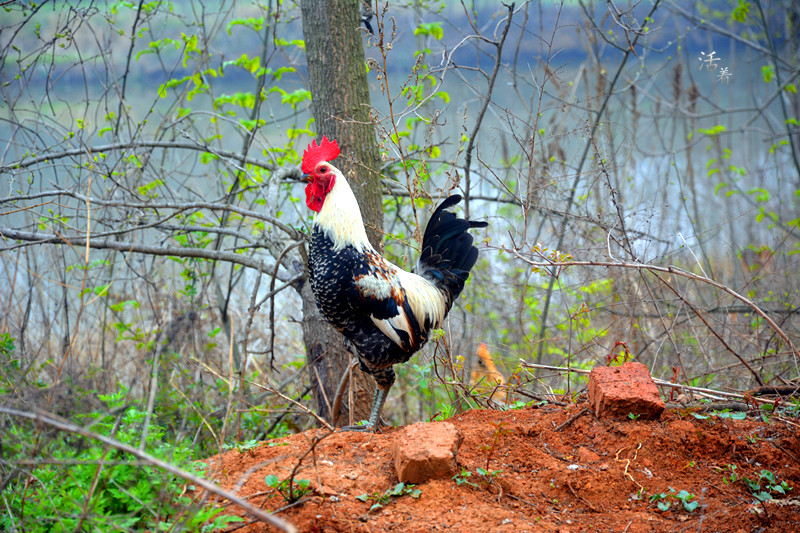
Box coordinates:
[205,403,800,532]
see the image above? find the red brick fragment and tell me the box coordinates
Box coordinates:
[392,422,462,483]
[588,362,665,420]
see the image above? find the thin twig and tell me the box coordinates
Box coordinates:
[554,407,591,432]
[510,253,800,365]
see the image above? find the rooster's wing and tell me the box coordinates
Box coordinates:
[349,250,425,353]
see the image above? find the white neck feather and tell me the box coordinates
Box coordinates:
[313,167,372,252]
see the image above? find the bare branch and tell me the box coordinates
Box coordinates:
[508,249,800,365]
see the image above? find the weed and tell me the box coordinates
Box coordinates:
[453,467,478,488]
[692,409,747,420]
[649,487,699,512]
[434,403,456,421]
[477,467,503,482]
[0,391,242,531]
[501,400,528,410]
[628,413,641,420]
[224,438,261,453]
[742,469,792,501]
[479,420,512,472]
[357,482,421,512]
[0,332,15,358]
[784,397,800,417]
[715,464,739,484]
[264,474,312,504]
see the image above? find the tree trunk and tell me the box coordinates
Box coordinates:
[299,0,384,427]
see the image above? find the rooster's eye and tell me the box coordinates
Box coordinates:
[319,165,328,173]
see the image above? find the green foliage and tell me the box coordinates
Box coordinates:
[697,124,726,137]
[264,474,312,504]
[691,409,747,420]
[761,64,774,83]
[226,16,265,34]
[0,331,16,358]
[742,469,792,501]
[479,420,511,472]
[783,397,800,418]
[452,466,503,490]
[0,391,241,531]
[716,464,739,485]
[476,467,503,481]
[731,0,750,22]
[434,402,456,421]
[414,22,444,40]
[224,439,261,453]
[453,467,478,488]
[649,487,699,512]
[356,482,421,512]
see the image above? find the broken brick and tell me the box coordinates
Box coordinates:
[588,362,665,420]
[392,421,462,484]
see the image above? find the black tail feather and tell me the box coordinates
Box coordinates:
[416,195,487,308]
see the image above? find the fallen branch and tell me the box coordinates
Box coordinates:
[518,362,779,406]
[554,407,591,432]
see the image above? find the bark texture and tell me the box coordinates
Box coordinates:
[299,0,383,426]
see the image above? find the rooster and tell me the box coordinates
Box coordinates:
[301,136,487,431]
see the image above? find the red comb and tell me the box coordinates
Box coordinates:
[302,136,340,174]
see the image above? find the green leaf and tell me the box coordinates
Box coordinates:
[200,152,218,164]
[281,89,312,107]
[276,38,305,50]
[93,284,110,297]
[731,0,750,22]
[698,125,726,136]
[227,17,265,34]
[762,65,774,83]
[414,22,444,40]
[748,187,770,202]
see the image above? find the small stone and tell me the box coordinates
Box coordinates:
[577,446,600,462]
[588,362,665,419]
[392,421,462,483]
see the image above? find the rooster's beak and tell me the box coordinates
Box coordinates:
[301,173,312,183]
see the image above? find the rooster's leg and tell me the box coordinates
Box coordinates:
[340,385,390,432]
[340,367,394,432]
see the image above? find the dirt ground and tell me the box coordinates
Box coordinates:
[206,403,800,532]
